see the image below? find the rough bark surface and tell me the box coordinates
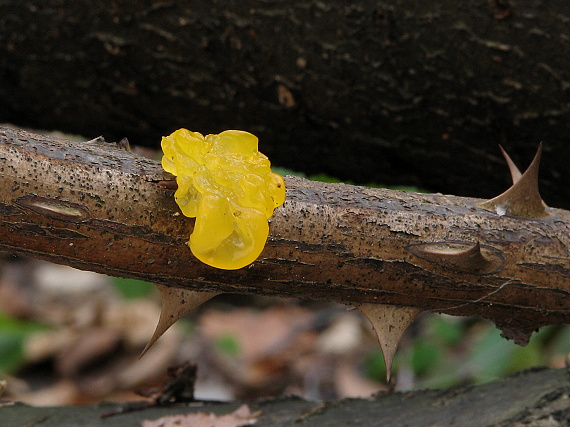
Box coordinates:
[0,1,569,208]
[1,127,569,339]
[1,368,569,426]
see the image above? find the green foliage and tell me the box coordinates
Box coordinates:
[215,333,241,357]
[272,167,426,193]
[411,340,440,376]
[112,277,156,299]
[430,315,464,346]
[547,325,570,356]
[0,313,48,374]
[466,325,547,383]
[364,349,389,382]
[0,334,24,375]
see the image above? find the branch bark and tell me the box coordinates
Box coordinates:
[1,127,569,338]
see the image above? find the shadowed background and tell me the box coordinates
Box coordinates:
[0,0,568,207]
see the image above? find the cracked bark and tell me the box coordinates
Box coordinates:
[0,0,569,208]
[1,127,569,341]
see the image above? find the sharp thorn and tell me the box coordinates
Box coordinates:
[358,303,422,383]
[117,137,131,152]
[478,143,548,218]
[405,240,505,275]
[497,324,535,346]
[84,136,106,144]
[140,286,219,358]
[498,145,522,184]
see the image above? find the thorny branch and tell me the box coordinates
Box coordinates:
[0,126,569,345]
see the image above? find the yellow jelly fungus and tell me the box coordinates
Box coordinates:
[161,129,286,270]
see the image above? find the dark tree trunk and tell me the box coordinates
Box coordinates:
[0,0,569,208]
[1,368,569,426]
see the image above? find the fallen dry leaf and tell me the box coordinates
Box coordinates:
[200,305,314,361]
[141,404,257,427]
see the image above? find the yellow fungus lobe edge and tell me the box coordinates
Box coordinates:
[161,129,286,270]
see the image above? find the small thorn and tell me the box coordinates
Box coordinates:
[140,286,219,358]
[84,136,106,144]
[405,240,505,275]
[117,137,131,152]
[478,143,548,218]
[497,324,535,346]
[498,145,522,184]
[358,304,422,383]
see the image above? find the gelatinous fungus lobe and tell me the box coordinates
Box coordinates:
[161,129,286,269]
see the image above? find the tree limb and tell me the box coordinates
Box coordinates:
[0,127,569,339]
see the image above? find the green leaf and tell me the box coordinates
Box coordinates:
[470,331,512,381]
[364,348,399,382]
[0,313,48,374]
[547,325,570,356]
[112,277,156,299]
[505,341,543,375]
[0,334,24,374]
[273,166,427,192]
[430,316,464,346]
[215,334,241,357]
[411,340,440,376]
[271,167,306,178]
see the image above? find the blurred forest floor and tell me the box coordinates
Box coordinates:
[0,127,569,407]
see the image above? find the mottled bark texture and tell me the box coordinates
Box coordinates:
[0,1,569,208]
[1,127,569,342]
